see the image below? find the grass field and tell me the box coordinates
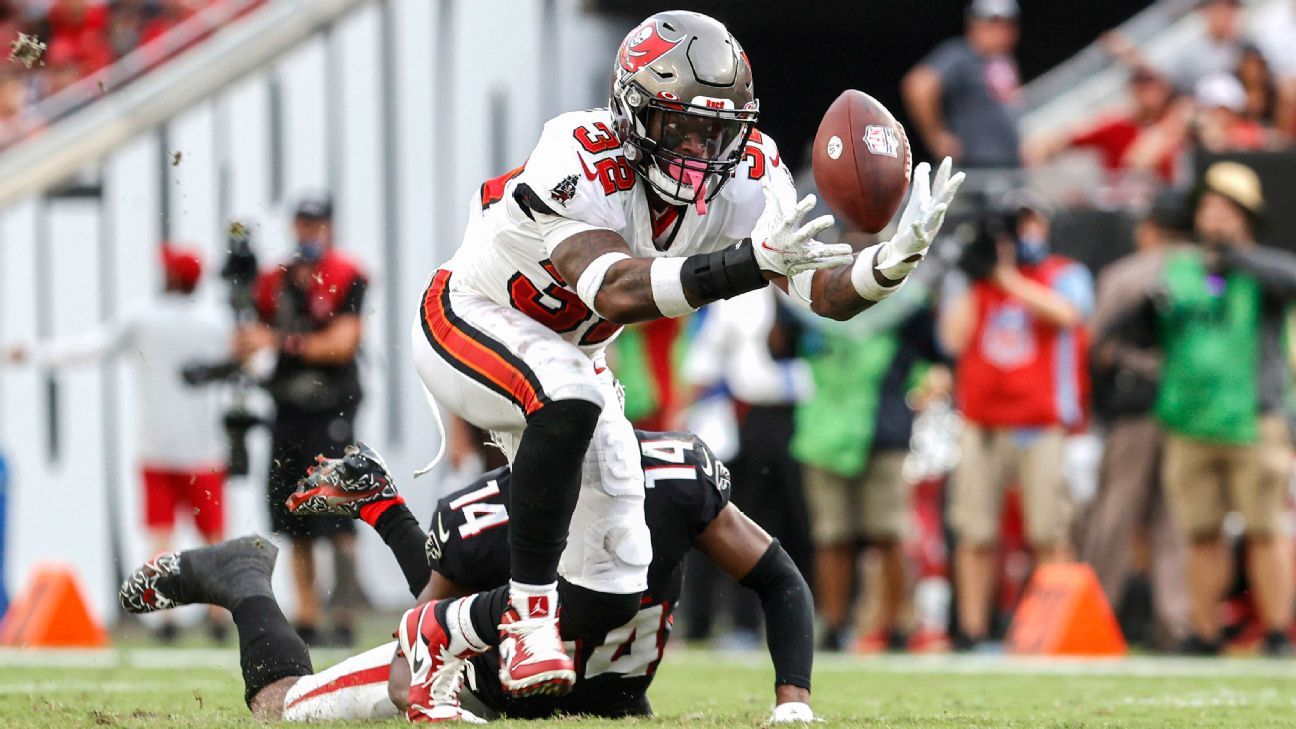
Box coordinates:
[1,647,1294,728]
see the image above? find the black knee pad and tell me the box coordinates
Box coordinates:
[558,580,642,638]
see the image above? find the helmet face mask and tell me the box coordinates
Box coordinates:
[609,12,758,207]
[625,94,757,206]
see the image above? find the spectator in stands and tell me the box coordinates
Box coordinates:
[0,2,22,45]
[611,318,686,431]
[106,0,148,60]
[0,71,28,132]
[901,0,1021,168]
[1235,45,1278,127]
[1255,0,1296,79]
[1253,0,1296,140]
[938,191,1092,649]
[1083,190,1192,649]
[140,0,201,47]
[233,195,368,647]
[1169,0,1247,92]
[1099,163,1295,656]
[41,37,86,97]
[3,245,231,642]
[680,288,815,648]
[795,286,943,653]
[1024,65,1183,183]
[1193,72,1269,152]
[44,0,112,72]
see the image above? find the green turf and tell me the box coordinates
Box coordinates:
[0,649,1294,727]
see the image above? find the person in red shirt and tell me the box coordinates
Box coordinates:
[939,191,1092,650]
[1025,65,1183,183]
[45,0,112,72]
[1193,72,1270,152]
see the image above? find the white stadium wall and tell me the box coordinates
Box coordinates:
[0,0,622,624]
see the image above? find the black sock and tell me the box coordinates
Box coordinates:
[508,398,602,585]
[233,595,313,707]
[466,586,510,647]
[552,579,640,639]
[374,503,432,598]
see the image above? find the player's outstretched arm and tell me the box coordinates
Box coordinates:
[547,192,851,326]
[693,504,816,722]
[791,158,964,322]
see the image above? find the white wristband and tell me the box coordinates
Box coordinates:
[575,252,631,318]
[650,257,697,318]
[850,243,905,302]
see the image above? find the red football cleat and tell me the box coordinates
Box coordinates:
[497,594,575,698]
[397,602,484,723]
[285,442,399,517]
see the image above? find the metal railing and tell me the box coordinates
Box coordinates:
[5,0,266,148]
[0,0,371,208]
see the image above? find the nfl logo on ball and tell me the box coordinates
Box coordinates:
[863,124,900,158]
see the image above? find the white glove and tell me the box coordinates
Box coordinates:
[852,157,965,301]
[751,178,853,278]
[769,701,818,724]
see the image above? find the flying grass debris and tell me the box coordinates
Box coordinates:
[9,33,46,69]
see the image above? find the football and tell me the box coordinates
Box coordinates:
[811,89,913,234]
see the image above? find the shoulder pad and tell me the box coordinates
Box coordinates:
[516,109,633,229]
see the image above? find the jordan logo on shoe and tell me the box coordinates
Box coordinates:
[527,596,550,618]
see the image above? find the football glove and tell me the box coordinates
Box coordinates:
[768,701,819,724]
[852,156,965,301]
[751,176,853,278]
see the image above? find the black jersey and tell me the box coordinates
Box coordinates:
[426,430,731,718]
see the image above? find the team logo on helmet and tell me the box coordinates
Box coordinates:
[618,21,682,73]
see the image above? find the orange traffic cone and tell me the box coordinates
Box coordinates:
[1006,562,1126,656]
[0,563,108,648]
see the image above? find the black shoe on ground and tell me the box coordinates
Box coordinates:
[1179,634,1222,656]
[1262,630,1292,657]
[330,625,356,648]
[118,535,278,614]
[295,624,321,647]
[155,622,179,644]
[207,619,229,644]
[818,627,845,652]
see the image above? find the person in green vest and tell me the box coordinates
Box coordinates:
[794,282,944,653]
[1104,161,1295,656]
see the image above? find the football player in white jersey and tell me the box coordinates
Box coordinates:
[411,10,964,708]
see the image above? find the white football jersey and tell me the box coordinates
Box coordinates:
[441,107,793,354]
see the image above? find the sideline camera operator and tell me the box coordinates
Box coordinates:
[232,195,367,646]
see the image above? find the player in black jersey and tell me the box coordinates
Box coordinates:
[116,431,816,723]
[397,431,814,721]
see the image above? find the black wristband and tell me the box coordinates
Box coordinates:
[680,239,767,302]
[739,538,814,691]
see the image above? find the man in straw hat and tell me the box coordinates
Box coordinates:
[1099,161,1295,655]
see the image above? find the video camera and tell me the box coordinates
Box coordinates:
[952,192,1019,281]
[181,223,266,476]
